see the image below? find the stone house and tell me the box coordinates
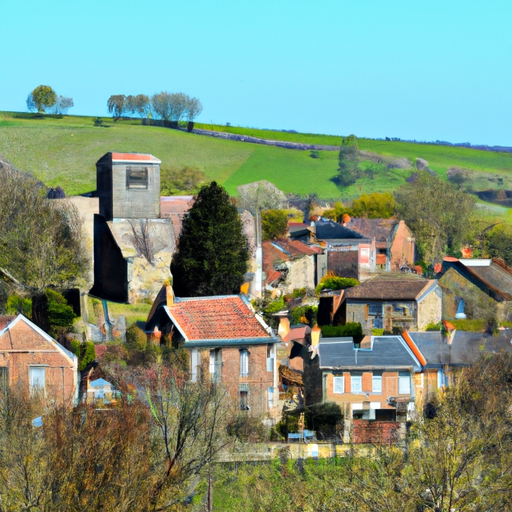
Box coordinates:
[439,257,512,322]
[91,152,175,304]
[342,275,442,332]
[262,238,322,293]
[0,314,78,405]
[146,288,280,417]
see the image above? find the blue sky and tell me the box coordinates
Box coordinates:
[1,0,511,145]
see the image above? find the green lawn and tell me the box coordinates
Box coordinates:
[1,112,512,203]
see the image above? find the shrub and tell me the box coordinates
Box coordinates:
[71,340,96,371]
[450,319,486,332]
[309,150,320,159]
[5,295,32,317]
[261,209,288,240]
[315,275,359,294]
[263,296,285,315]
[126,324,147,350]
[321,322,363,338]
[45,289,76,331]
[290,305,317,326]
[305,402,343,439]
[425,322,441,331]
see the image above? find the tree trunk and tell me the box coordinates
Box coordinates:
[31,292,50,333]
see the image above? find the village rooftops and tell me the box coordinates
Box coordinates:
[314,219,366,241]
[318,336,421,371]
[345,217,400,248]
[163,295,277,347]
[405,330,512,368]
[345,274,437,301]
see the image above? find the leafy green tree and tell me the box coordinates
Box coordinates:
[171,182,249,296]
[395,171,475,263]
[351,192,396,218]
[484,224,512,265]
[336,134,360,187]
[107,94,126,121]
[261,209,288,240]
[27,85,57,113]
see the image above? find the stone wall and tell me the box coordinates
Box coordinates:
[417,287,442,330]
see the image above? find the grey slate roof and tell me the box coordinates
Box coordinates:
[319,336,421,371]
[407,330,512,367]
[315,219,365,241]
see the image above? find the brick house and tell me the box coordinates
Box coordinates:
[146,288,280,416]
[318,335,421,442]
[344,218,415,274]
[0,315,78,405]
[342,274,442,332]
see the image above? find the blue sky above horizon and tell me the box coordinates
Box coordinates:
[1,0,511,146]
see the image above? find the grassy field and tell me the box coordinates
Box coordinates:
[2,112,512,202]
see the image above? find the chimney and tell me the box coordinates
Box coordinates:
[278,316,290,339]
[166,285,174,307]
[311,325,322,347]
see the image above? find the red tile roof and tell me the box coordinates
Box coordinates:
[167,296,271,341]
[262,238,322,285]
[0,316,15,331]
[111,152,160,162]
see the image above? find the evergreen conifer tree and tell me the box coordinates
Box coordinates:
[171,182,249,296]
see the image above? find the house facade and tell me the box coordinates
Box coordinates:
[318,335,421,442]
[0,315,78,405]
[263,238,322,293]
[146,288,280,417]
[343,275,442,332]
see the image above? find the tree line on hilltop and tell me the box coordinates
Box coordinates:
[107,92,202,130]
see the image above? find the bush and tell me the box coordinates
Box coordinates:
[126,324,147,350]
[71,340,96,371]
[305,402,343,439]
[45,289,76,332]
[425,322,441,331]
[321,322,363,338]
[450,319,486,332]
[290,305,317,326]
[315,275,359,294]
[5,295,32,317]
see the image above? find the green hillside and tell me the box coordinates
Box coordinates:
[1,112,512,203]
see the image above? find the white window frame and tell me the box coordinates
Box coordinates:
[351,375,362,393]
[333,376,344,394]
[372,375,382,393]
[209,349,222,382]
[399,372,411,394]
[29,366,46,394]
[240,349,249,377]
